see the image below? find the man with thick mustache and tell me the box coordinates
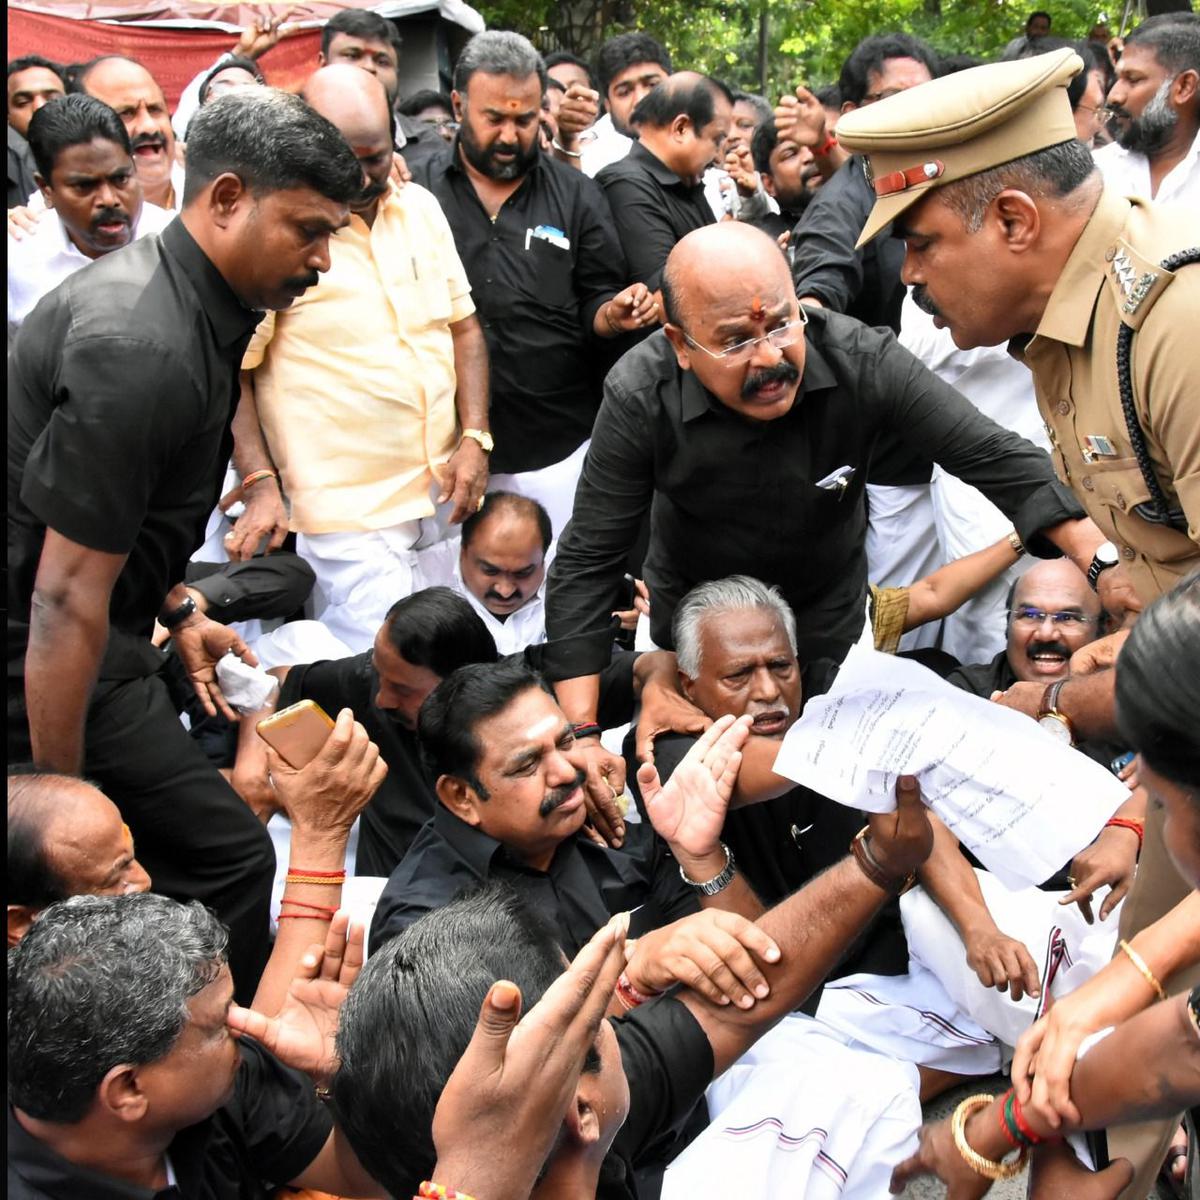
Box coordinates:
[371,660,776,1018]
[8,93,172,335]
[547,220,1119,737]
[236,65,491,651]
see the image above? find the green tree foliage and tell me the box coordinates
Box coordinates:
[477,0,1108,98]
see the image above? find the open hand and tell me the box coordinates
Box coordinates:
[235,12,289,59]
[227,913,364,1083]
[171,615,258,720]
[773,84,829,149]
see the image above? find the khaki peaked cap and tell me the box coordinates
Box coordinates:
[836,47,1084,247]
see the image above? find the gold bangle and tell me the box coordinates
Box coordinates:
[1007,529,1025,556]
[951,1095,1028,1181]
[283,874,346,886]
[1118,938,1167,1001]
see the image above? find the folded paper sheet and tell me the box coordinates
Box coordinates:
[773,645,1128,889]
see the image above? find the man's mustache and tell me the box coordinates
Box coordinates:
[91,207,130,230]
[1027,639,1071,660]
[485,589,521,604]
[130,133,166,152]
[911,284,943,319]
[741,360,799,400]
[539,769,586,817]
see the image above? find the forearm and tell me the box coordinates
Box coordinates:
[916,818,998,941]
[450,315,490,432]
[1043,515,1107,578]
[251,824,350,1017]
[1056,669,1118,741]
[556,673,601,727]
[592,297,620,338]
[231,372,278,476]
[674,842,764,921]
[728,736,796,808]
[905,534,1021,630]
[682,857,889,1075]
[25,593,108,773]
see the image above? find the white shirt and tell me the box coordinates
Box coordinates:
[1092,129,1200,207]
[579,113,634,178]
[452,563,548,655]
[7,199,174,334]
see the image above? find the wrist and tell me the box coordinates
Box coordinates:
[674,844,727,882]
[286,829,353,866]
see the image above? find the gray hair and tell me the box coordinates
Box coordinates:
[937,138,1097,233]
[7,893,228,1123]
[453,30,547,94]
[182,86,363,207]
[673,575,798,678]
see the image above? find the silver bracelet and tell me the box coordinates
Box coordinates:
[679,843,736,896]
[552,139,583,160]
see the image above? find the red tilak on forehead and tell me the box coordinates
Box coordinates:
[750,296,765,319]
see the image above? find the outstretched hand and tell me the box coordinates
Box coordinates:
[640,714,752,859]
[227,913,363,1083]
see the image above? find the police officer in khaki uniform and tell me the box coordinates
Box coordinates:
[838,48,1199,1198]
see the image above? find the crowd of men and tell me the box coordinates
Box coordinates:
[7,6,1200,1200]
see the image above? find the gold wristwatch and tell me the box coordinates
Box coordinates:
[1037,680,1075,746]
[461,428,494,453]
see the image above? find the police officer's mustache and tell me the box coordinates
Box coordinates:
[741,360,799,400]
[911,285,943,319]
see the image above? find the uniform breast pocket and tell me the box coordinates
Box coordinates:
[1084,456,1151,523]
[520,235,575,310]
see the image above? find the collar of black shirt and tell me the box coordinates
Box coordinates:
[678,324,839,423]
[160,218,264,351]
[628,138,695,190]
[7,1102,202,1200]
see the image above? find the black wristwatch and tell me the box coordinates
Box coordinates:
[161,595,198,631]
[1086,541,1120,591]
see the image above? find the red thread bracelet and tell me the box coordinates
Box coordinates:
[1104,817,1144,854]
[278,911,334,922]
[279,899,338,917]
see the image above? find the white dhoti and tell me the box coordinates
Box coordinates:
[663,1014,921,1198]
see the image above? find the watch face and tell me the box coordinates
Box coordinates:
[1097,541,1120,566]
[1038,714,1073,744]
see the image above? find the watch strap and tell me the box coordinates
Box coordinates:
[1086,544,1118,591]
[679,844,736,896]
[851,826,914,894]
[161,594,198,631]
[1037,680,1076,743]
[461,427,493,453]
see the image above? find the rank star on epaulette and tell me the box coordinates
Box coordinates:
[1111,250,1159,314]
[1124,270,1159,314]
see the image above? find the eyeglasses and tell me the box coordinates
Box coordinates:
[1008,606,1098,627]
[681,310,808,368]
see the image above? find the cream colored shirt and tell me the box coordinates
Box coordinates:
[243,181,474,534]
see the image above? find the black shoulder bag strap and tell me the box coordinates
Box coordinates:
[1117,246,1200,531]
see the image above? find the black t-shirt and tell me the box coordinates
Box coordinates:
[602,997,715,1200]
[279,651,436,877]
[7,218,261,682]
[7,1037,331,1200]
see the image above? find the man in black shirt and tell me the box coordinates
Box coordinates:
[334,746,936,1200]
[596,73,730,292]
[6,88,362,996]
[371,661,771,999]
[745,117,817,241]
[409,31,656,533]
[546,221,1116,736]
[244,588,500,875]
[7,893,379,1200]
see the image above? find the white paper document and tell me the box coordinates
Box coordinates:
[773,645,1129,889]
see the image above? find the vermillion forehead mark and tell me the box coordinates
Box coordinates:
[505,99,522,111]
[750,296,765,320]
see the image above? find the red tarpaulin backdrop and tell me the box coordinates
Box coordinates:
[6,9,322,105]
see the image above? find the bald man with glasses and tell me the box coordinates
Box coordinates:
[546,223,1124,761]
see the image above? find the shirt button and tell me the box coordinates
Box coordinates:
[1056,400,1071,416]
[1082,476,1094,490]
[1122,545,1135,560]
[1104,248,1117,263]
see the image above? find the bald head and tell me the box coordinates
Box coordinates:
[302,64,393,215]
[303,63,391,134]
[8,773,150,945]
[664,222,792,328]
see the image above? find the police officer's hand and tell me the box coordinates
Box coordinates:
[1095,563,1142,628]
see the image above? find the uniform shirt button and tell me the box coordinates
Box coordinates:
[1105,248,1117,263]
[1082,476,1094,490]
[1056,400,1071,416]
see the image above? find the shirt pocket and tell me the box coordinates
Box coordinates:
[517,235,575,310]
